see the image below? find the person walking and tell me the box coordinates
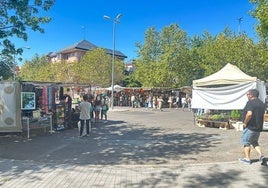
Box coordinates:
[78,94,91,137]
[186,96,192,112]
[168,95,173,108]
[63,93,73,129]
[181,96,187,111]
[94,95,102,123]
[101,96,109,121]
[239,89,265,165]
[148,94,153,108]
[131,94,136,108]
[153,96,158,109]
[157,96,164,111]
[87,94,94,123]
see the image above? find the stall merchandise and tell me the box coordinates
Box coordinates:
[0,81,91,133]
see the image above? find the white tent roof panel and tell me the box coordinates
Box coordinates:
[193,63,257,87]
[191,63,266,110]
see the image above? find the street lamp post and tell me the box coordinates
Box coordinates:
[103,13,122,110]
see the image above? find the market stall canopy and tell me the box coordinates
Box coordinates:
[180,86,192,94]
[191,63,266,110]
[106,84,125,92]
[193,63,257,87]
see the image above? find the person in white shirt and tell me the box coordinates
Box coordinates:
[157,96,164,111]
[79,95,91,137]
[181,97,187,111]
[131,94,136,108]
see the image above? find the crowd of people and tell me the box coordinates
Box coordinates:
[62,93,109,135]
[61,89,193,137]
[70,92,193,115]
[78,94,110,137]
[61,87,267,164]
[129,93,192,111]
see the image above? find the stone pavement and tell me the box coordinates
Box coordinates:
[1,107,268,187]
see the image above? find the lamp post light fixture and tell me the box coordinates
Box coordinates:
[103,13,122,110]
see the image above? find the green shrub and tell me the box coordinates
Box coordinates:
[230,110,242,120]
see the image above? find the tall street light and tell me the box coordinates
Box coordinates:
[103,13,122,110]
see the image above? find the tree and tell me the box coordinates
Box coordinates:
[122,74,142,87]
[19,54,52,81]
[247,0,268,82]
[76,48,125,87]
[189,28,268,82]
[134,23,268,89]
[0,0,55,79]
[134,27,160,87]
[250,0,268,42]
[20,53,79,82]
[134,24,192,87]
[158,24,191,87]
[19,49,126,85]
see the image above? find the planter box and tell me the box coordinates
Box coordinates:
[197,119,230,129]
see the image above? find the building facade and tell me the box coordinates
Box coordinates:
[46,40,127,63]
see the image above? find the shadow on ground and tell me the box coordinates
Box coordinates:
[1,109,268,187]
[0,119,220,165]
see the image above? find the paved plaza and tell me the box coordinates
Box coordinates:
[1,107,268,187]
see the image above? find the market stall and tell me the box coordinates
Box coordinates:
[191,63,266,129]
[192,63,266,110]
[0,81,91,134]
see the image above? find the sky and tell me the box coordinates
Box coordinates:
[14,0,258,65]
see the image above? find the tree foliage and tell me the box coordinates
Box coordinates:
[0,0,55,79]
[77,48,125,87]
[134,24,268,87]
[134,24,193,88]
[190,28,268,82]
[19,48,125,87]
[250,0,268,42]
[19,54,53,81]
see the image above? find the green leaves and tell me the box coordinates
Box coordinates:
[79,48,124,87]
[19,48,125,87]
[134,24,192,88]
[134,23,268,88]
[0,0,55,79]
[250,0,268,42]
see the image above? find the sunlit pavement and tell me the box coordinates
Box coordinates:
[1,107,268,187]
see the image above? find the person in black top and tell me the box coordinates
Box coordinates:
[64,94,73,128]
[94,95,102,123]
[240,89,265,165]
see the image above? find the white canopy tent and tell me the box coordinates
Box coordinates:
[192,63,266,110]
[106,84,125,92]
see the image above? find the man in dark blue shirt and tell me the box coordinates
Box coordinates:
[240,89,265,165]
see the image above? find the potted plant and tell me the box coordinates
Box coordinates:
[230,110,242,121]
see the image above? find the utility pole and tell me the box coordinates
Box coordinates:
[81,26,86,40]
[238,17,243,34]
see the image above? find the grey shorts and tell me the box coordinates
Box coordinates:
[240,128,260,147]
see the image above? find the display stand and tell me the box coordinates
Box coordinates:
[23,116,53,139]
[54,104,65,130]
